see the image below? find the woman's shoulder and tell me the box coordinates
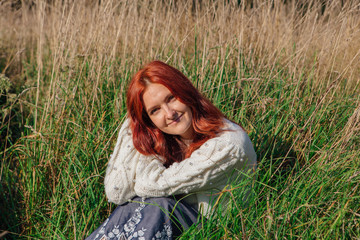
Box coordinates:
[218,118,251,145]
[116,117,132,140]
[196,118,254,153]
[120,117,131,131]
[192,118,256,167]
[215,119,257,162]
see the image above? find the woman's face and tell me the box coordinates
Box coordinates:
[142,83,194,140]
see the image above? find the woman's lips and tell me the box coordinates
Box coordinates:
[169,113,183,125]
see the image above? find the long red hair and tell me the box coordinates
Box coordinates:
[126,61,224,167]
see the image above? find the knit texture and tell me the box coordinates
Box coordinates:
[104,118,139,204]
[104,118,257,215]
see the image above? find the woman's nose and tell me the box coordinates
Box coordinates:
[164,105,176,118]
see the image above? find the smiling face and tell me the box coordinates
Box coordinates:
[142,83,194,140]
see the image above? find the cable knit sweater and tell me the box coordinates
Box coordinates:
[104,118,257,216]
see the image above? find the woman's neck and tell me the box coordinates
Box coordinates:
[180,137,193,147]
[175,136,193,151]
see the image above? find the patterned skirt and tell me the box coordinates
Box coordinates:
[85,197,199,240]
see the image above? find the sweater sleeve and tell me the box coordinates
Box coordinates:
[134,123,257,198]
[104,118,140,205]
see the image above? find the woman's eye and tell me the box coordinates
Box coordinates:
[150,108,159,115]
[168,95,175,101]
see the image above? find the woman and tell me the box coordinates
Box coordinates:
[86,61,257,240]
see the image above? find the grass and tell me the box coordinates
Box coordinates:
[1,0,360,239]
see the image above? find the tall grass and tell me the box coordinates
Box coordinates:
[1,0,359,239]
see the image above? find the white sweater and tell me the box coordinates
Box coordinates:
[104,118,257,216]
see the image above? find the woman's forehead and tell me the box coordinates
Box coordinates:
[142,83,172,110]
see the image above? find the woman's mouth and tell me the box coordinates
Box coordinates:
[169,113,183,125]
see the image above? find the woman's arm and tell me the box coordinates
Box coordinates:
[133,121,257,197]
[104,118,140,205]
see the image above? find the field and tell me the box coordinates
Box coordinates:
[1,0,360,239]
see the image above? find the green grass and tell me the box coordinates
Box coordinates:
[1,50,359,239]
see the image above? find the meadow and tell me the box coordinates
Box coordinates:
[1,0,359,239]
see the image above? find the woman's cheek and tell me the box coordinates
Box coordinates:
[152,116,163,129]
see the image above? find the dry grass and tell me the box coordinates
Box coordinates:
[1,0,359,138]
[1,0,359,85]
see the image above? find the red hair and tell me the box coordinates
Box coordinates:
[126,61,224,167]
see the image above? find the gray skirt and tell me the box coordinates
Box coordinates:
[86,197,198,240]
